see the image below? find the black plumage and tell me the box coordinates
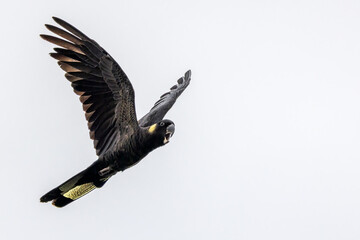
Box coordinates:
[40,17,191,207]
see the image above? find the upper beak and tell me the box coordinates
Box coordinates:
[164,124,175,144]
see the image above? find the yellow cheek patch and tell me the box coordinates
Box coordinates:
[63,182,97,200]
[148,123,157,134]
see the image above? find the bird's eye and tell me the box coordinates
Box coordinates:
[159,122,165,127]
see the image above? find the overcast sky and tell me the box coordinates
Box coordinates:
[1,0,360,239]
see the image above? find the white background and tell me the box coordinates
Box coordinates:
[1,0,360,239]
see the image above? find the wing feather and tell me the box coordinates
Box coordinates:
[138,70,191,127]
[42,17,139,156]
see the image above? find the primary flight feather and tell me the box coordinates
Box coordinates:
[40,17,191,207]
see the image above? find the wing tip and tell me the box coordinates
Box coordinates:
[52,16,62,24]
[44,24,53,30]
[185,69,191,79]
[39,34,48,40]
[49,52,59,59]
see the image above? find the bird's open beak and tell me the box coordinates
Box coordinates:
[164,124,175,144]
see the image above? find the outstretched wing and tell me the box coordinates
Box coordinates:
[41,17,139,156]
[138,70,191,127]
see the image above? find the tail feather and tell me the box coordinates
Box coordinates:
[52,182,97,207]
[40,164,109,208]
[51,195,74,208]
[40,170,85,203]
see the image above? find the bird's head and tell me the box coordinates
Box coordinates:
[147,119,175,146]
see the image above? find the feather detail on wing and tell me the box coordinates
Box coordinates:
[138,70,191,127]
[41,17,139,156]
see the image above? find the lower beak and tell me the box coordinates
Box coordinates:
[164,124,175,144]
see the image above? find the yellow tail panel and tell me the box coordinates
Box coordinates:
[63,183,97,200]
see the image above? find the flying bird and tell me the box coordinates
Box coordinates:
[39,17,191,207]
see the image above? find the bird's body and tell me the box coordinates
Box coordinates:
[40,17,191,207]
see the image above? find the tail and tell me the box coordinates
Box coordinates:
[40,163,110,208]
